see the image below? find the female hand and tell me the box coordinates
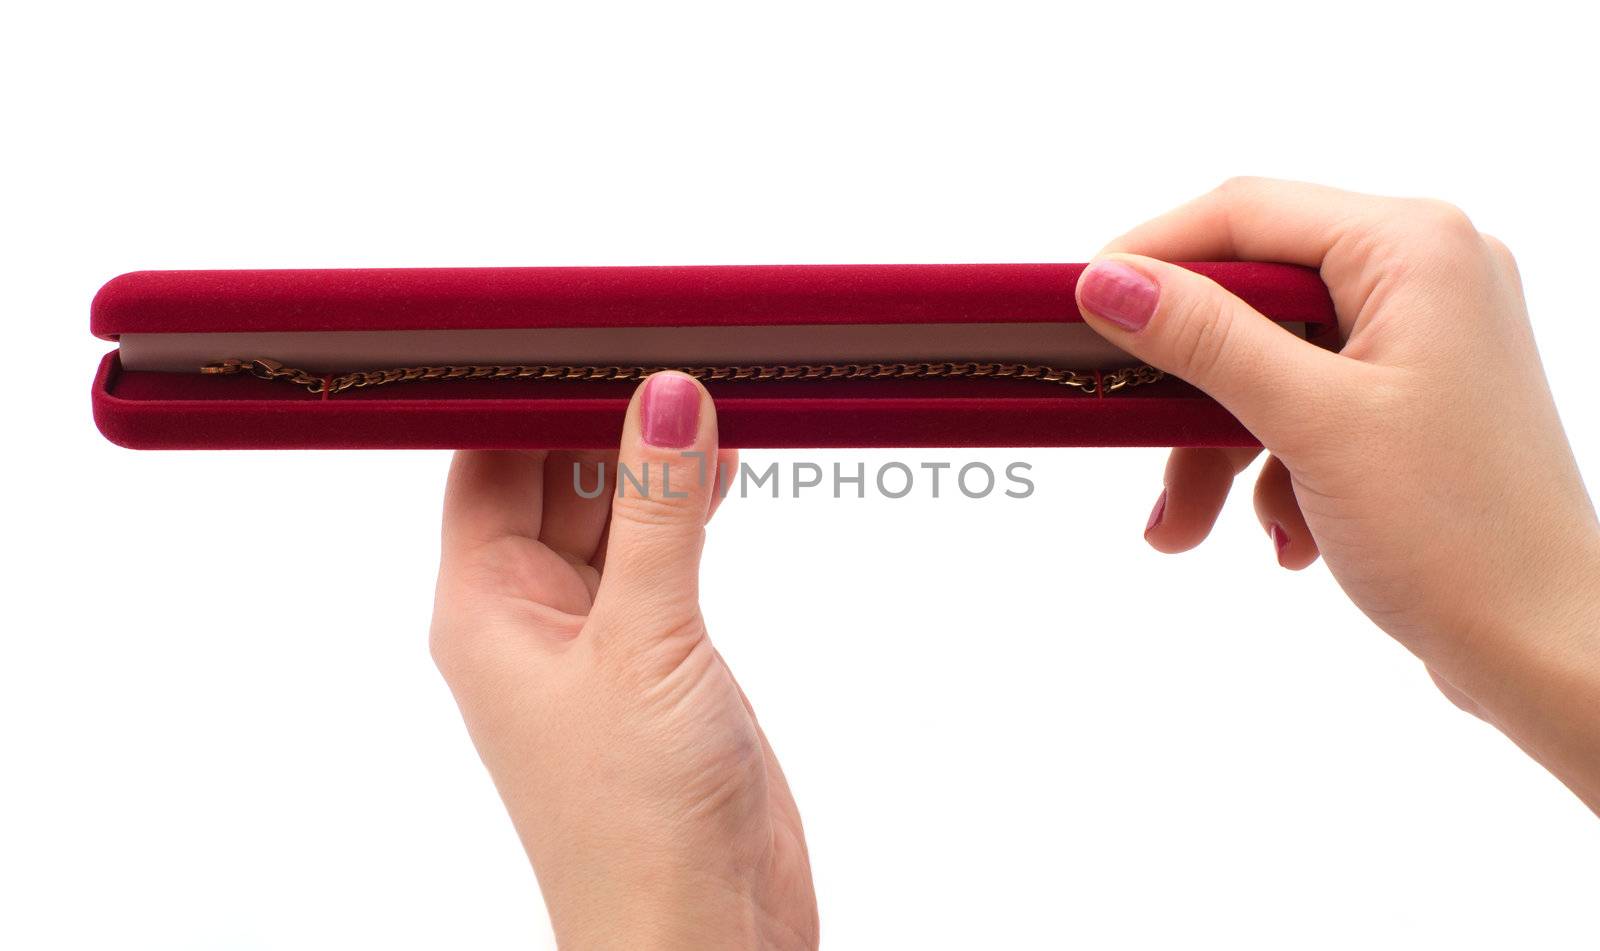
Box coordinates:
[429,373,818,949]
[1076,178,1600,813]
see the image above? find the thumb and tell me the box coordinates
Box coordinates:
[1075,255,1337,445]
[589,371,721,653]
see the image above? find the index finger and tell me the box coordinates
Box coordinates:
[1101,177,1387,271]
[441,450,548,556]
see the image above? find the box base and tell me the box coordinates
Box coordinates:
[92,351,1263,449]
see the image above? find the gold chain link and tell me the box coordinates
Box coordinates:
[200,357,1166,397]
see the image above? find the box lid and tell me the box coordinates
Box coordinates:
[91,263,1336,338]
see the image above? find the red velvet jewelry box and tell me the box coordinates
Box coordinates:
[90,264,1335,449]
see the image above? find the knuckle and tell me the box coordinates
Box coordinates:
[427,613,486,681]
[427,567,576,680]
[1406,198,1478,240]
[1165,291,1237,382]
[1214,174,1266,199]
[1481,233,1514,263]
[1361,198,1490,278]
[597,607,709,681]
[1481,233,1522,281]
[427,621,464,677]
[609,458,711,528]
[638,613,710,671]
[426,588,502,679]
[600,599,703,643]
[651,609,708,645]
[610,486,693,528]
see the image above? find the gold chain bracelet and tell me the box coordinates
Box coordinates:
[200,357,1166,397]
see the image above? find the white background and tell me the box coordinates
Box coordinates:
[4,2,1598,948]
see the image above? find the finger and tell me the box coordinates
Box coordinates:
[1253,455,1319,570]
[1481,233,1525,294]
[588,372,720,653]
[539,450,617,564]
[1100,177,1384,268]
[706,448,739,524]
[432,451,562,685]
[1075,254,1344,449]
[590,523,611,575]
[1098,178,1491,341]
[441,450,547,555]
[1143,447,1261,553]
[590,422,734,579]
[590,449,735,579]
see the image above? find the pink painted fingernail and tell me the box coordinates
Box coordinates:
[1144,489,1167,538]
[1078,261,1159,331]
[640,373,700,448]
[1268,522,1289,565]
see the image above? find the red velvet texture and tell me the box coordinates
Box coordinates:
[91,264,1337,450]
[91,263,1332,336]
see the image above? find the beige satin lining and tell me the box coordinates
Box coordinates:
[119,322,1305,374]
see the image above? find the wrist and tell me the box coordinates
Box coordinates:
[1440,520,1600,679]
[1448,533,1600,812]
[561,900,758,951]
[546,864,778,951]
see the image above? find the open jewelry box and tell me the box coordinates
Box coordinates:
[90,263,1336,449]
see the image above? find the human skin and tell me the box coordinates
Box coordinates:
[430,180,1600,947]
[1076,178,1600,813]
[429,374,817,949]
